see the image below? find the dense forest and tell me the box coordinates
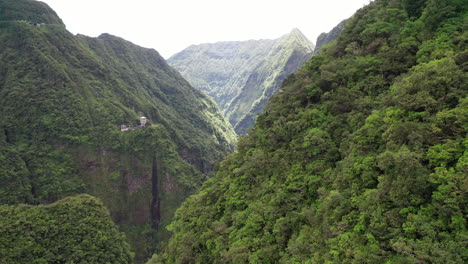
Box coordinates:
[0,194,133,263]
[1,0,467,263]
[0,0,236,262]
[152,0,467,263]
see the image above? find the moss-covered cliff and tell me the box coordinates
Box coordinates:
[314,19,348,54]
[0,0,236,262]
[168,29,315,134]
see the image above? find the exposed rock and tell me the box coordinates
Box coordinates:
[168,29,315,134]
[314,19,348,54]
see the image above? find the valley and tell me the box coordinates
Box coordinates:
[0,0,235,261]
[0,0,467,263]
[168,29,315,134]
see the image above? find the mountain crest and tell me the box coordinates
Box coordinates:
[0,0,64,25]
[168,29,315,134]
[282,28,315,53]
[314,19,348,54]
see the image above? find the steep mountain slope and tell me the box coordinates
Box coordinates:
[0,194,133,263]
[0,0,236,262]
[168,29,315,134]
[152,0,467,263]
[314,19,348,54]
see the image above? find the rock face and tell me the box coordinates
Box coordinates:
[0,0,236,262]
[168,29,315,134]
[313,19,348,54]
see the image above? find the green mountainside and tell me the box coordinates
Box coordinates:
[0,194,133,263]
[0,0,236,262]
[0,0,63,25]
[152,0,468,263]
[168,29,315,134]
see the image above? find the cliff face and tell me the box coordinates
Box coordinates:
[168,29,315,134]
[313,19,348,54]
[0,0,236,262]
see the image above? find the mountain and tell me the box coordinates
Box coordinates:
[0,194,133,263]
[0,0,236,262]
[314,19,348,54]
[168,29,315,134]
[0,0,64,25]
[152,0,468,263]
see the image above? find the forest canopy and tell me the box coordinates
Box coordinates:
[0,194,134,263]
[151,0,468,263]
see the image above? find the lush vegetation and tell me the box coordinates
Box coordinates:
[0,0,236,262]
[168,29,314,134]
[0,0,64,25]
[152,0,467,263]
[0,194,133,263]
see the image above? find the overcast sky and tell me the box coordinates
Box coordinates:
[38,0,372,58]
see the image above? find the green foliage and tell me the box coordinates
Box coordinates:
[154,0,468,263]
[0,194,134,263]
[0,0,236,262]
[0,0,65,25]
[402,0,427,19]
[0,146,32,204]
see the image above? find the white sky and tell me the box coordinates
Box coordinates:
[38,0,372,58]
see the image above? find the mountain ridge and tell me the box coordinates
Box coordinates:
[314,19,348,54]
[0,0,236,262]
[0,0,64,25]
[168,28,315,134]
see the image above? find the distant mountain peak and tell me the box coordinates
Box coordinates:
[282,28,315,52]
[290,27,303,35]
[168,30,315,134]
[289,28,306,38]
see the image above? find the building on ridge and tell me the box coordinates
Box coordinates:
[140,117,147,127]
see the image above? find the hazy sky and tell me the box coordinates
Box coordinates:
[38,0,372,58]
